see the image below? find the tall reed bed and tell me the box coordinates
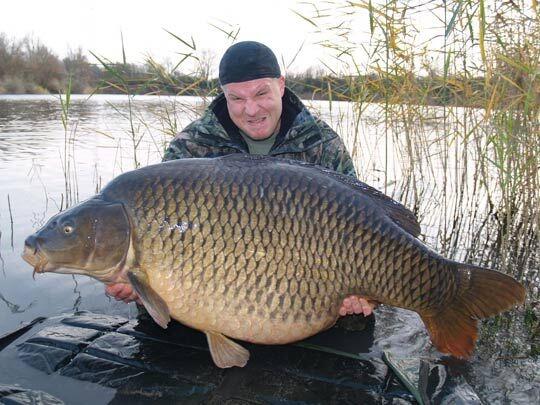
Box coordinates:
[294,0,539,358]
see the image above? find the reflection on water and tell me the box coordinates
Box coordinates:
[0,94,538,403]
[0,291,33,314]
[0,231,5,276]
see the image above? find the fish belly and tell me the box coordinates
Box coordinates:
[147,264,341,344]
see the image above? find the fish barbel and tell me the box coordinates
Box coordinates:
[22,154,525,368]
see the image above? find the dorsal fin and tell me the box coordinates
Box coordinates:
[217,154,421,237]
[322,170,421,237]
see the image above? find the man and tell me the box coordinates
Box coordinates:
[106,41,375,319]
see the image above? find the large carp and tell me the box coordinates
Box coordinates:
[22,155,525,368]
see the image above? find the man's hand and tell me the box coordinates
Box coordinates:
[105,283,140,304]
[339,295,376,317]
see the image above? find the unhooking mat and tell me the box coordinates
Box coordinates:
[0,311,480,404]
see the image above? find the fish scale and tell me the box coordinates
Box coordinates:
[23,154,526,367]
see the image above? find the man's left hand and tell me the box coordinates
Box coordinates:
[339,295,376,317]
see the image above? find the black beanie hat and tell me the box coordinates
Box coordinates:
[219,41,281,86]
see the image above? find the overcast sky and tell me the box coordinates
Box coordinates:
[0,0,365,74]
[1,0,455,76]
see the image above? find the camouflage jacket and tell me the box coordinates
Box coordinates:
[163,88,357,177]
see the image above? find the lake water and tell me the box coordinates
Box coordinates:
[0,94,538,403]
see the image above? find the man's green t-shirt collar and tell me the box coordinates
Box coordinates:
[239,130,278,155]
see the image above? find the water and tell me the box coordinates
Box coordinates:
[0,94,538,403]
[0,94,209,337]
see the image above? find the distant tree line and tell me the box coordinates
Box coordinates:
[0,33,508,108]
[0,34,96,94]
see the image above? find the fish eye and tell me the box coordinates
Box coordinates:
[63,225,74,234]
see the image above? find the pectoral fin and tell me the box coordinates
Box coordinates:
[205,331,250,368]
[127,269,170,329]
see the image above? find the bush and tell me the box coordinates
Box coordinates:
[0,75,26,94]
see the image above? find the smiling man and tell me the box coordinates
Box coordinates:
[106,41,375,319]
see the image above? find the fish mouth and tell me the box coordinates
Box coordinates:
[21,244,59,279]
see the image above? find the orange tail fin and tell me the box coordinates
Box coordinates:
[420,263,526,358]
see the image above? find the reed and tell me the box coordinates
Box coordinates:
[295,0,538,275]
[58,77,80,208]
[89,31,224,167]
[90,34,147,169]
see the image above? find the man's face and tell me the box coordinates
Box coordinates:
[223,76,285,140]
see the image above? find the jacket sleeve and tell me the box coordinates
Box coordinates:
[162,132,207,162]
[317,119,358,178]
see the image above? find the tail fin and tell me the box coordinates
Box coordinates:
[420,263,526,358]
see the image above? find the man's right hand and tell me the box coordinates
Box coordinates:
[105,283,140,304]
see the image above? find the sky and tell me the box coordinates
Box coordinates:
[1,0,369,75]
[0,0,456,76]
